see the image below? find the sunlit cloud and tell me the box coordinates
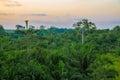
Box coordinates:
[5,0,22,7]
[0,0,22,7]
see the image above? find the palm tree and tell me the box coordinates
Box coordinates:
[73,19,96,44]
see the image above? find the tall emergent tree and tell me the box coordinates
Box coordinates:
[73,19,96,44]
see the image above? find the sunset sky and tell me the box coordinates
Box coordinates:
[0,0,120,29]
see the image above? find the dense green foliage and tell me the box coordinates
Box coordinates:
[0,25,6,36]
[0,24,120,80]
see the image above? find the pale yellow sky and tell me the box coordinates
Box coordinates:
[0,0,120,29]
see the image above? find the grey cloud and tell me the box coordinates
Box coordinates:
[31,14,47,16]
[0,13,15,16]
[0,13,8,16]
[21,13,47,17]
[0,13,47,16]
